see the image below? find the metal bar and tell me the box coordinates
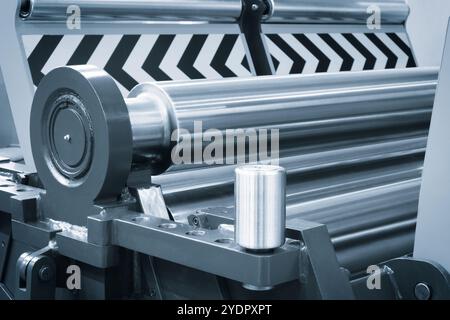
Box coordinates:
[165,175,421,273]
[266,0,410,25]
[20,0,243,22]
[112,213,300,287]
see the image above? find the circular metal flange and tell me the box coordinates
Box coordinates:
[31,65,133,203]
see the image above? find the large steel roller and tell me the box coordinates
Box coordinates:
[29,65,437,231]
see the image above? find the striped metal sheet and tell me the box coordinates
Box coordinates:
[264,32,416,75]
[22,33,253,95]
[22,31,417,94]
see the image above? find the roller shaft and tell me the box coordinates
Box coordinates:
[267,0,410,24]
[20,0,242,21]
[155,133,426,196]
[126,67,436,172]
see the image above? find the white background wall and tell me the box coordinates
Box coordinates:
[407,0,450,67]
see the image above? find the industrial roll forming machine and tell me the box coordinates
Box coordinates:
[0,0,450,300]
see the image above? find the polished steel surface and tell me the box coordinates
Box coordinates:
[155,133,426,204]
[20,0,243,21]
[267,0,409,24]
[127,67,437,171]
[235,165,286,250]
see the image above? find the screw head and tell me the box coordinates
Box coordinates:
[251,4,259,11]
[63,134,71,143]
[39,266,53,282]
[414,282,432,300]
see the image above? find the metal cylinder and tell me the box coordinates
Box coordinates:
[235,165,286,251]
[125,67,436,172]
[31,65,437,176]
[267,0,410,24]
[20,0,243,22]
[155,132,427,213]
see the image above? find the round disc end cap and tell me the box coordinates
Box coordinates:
[31,65,133,201]
[48,93,92,178]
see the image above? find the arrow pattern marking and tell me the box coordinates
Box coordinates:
[23,32,416,94]
[265,32,417,75]
[27,35,63,86]
[23,33,253,95]
[266,34,305,74]
[318,34,354,72]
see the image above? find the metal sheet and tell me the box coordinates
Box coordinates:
[414,20,450,273]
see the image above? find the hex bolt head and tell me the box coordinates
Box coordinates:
[414,282,432,300]
[39,266,53,282]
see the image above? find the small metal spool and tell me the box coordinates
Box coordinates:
[234,165,286,251]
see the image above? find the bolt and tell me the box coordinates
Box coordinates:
[39,266,53,282]
[251,3,259,11]
[64,134,71,143]
[414,282,431,300]
[192,216,200,226]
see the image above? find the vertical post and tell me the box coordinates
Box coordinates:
[235,165,286,251]
[0,0,36,171]
[414,19,450,272]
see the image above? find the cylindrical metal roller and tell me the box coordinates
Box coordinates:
[30,66,437,197]
[19,0,243,21]
[139,69,433,164]
[235,165,286,251]
[266,0,410,24]
[156,133,427,196]
[128,66,435,173]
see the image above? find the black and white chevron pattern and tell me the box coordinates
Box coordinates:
[22,34,252,95]
[264,32,416,75]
